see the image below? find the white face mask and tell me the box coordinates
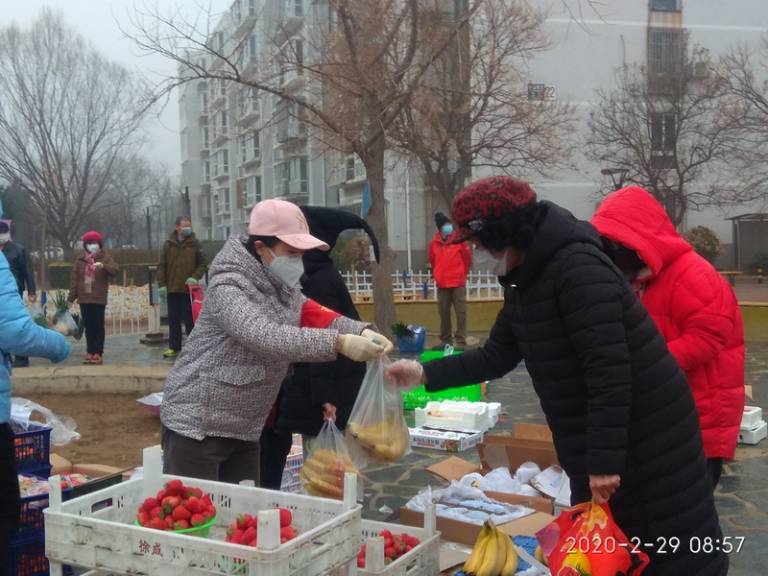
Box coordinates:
[0,234,9,244]
[86,243,100,254]
[474,248,509,276]
[267,248,304,288]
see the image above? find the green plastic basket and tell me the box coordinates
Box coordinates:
[401,350,483,409]
[134,514,216,537]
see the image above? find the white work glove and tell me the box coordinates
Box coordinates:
[361,328,394,355]
[337,334,385,362]
[385,359,425,390]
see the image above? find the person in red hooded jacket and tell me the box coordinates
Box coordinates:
[429,212,472,347]
[592,186,745,487]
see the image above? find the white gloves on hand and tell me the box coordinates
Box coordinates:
[361,328,394,355]
[385,359,425,390]
[337,334,385,362]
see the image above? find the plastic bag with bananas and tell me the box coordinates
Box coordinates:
[459,521,519,576]
[346,358,411,466]
[299,420,359,500]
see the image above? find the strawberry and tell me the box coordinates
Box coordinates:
[150,506,162,519]
[174,520,190,530]
[138,512,149,525]
[190,513,206,527]
[380,530,393,540]
[201,494,213,508]
[190,487,203,499]
[172,506,191,521]
[165,516,175,529]
[243,526,257,544]
[280,526,296,541]
[150,517,166,530]
[278,508,292,528]
[186,497,201,514]
[142,497,159,512]
[162,496,181,509]
[405,545,413,553]
[237,514,250,530]
[166,479,184,494]
[384,546,396,559]
[156,488,167,502]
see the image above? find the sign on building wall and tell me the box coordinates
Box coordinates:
[527,83,557,101]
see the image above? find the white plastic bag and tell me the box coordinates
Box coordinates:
[300,419,358,500]
[52,309,78,337]
[346,358,410,467]
[10,397,81,445]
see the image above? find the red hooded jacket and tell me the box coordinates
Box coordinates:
[592,187,745,460]
[428,232,472,289]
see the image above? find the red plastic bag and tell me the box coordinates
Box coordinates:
[301,298,341,328]
[536,501,649,576]
[188,285,205,323]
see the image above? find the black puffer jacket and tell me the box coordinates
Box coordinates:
[424,203,726,576]
[277,251,365,436]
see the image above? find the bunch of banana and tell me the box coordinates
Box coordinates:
[462,521,518,576]
[347,418,409,462]
[299,448,358,499]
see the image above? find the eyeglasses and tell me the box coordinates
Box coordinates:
[467,219,485,232]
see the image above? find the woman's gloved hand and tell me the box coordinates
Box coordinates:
[337,333,384,362]
[385,359,425,390]
[361,328,394,355]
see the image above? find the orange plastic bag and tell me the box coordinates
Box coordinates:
[535,501,649,576]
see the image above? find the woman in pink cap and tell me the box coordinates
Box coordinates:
[160,199,393,484]
[67,231,118,365]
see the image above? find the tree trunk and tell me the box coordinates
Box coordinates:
[362,135,397,338]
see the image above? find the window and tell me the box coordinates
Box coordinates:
[650,112,676,169]
[246,175,262,206]
[649,28,683,75]
[220,110,228,132]
[222,149,230,174]
[199,92,208,113]
[250,130,260,159]
[248,0,257,17]
[203,160,211,182]
[649,0,680,12]
[203,127,210,149]
[223,189,231,212]
[219,78,227,96]
[292,0,304,18]
[346,156,356,181]
[248,34,258,59]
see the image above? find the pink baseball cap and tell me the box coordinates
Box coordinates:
[248,199,330,251]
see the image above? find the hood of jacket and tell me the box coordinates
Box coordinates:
[591,186,692,278]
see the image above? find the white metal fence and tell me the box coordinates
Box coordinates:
[341,270,504,301]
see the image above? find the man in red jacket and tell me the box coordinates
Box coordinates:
[429,212,472,347]
[592,186,745,487]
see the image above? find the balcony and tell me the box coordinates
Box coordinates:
[238,98,261,127]
[279,66,305,91]
[241,152,261,169]
[234,14,257,41]
[198,193,212,219]
[277,0,304,41]
[275,118,307,145]
[212,127,229,148]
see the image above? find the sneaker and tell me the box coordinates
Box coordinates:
[162,348,179,359]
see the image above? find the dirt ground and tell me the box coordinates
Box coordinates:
[24,393,162,470]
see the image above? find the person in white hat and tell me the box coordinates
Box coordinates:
[161,199,393,484]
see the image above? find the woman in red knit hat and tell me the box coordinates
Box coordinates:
[67,231,118,364]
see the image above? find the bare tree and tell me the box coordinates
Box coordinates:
[719,36,768,205]
[0,10,148,248]
[391,0,574,210]
[586,51,746,227]
[126,0,483,333]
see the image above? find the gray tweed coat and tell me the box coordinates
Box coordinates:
[161,236,369,442]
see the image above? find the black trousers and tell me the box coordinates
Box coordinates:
[80,303,106,355]
[0,424,20,568]
[259,428,293,490]
[167,292,194,352]
[162,427,260,484]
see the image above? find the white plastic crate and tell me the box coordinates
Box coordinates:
[739,420,767,445]
[45,447,361,576]
[414,401,501,432]
[741,406,763,429]
[359,505,439,576]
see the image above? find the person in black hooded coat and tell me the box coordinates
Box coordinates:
[258,207,379,488]
[387,177,727,576]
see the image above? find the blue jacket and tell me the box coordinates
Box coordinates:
[0,253,69,424]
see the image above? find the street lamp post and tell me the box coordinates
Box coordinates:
[601,168,629,191]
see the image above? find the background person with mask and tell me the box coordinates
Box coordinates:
[67,231,118,364]
[0,251,69,567]
[387,176,727,576]
[428,212,472,347]
[156,216,207,359]
[161,199,393,484]
[592,186,745,488]
[0,221,37,367]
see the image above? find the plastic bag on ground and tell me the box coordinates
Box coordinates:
[536,500,650,576]
[10,397,81,445]
[345,358,410,467]
[300,419,359,500]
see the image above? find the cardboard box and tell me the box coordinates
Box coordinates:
[409,427,484,452]
[399,507,554,546]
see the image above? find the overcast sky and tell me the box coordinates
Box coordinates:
[2,1,231,176]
